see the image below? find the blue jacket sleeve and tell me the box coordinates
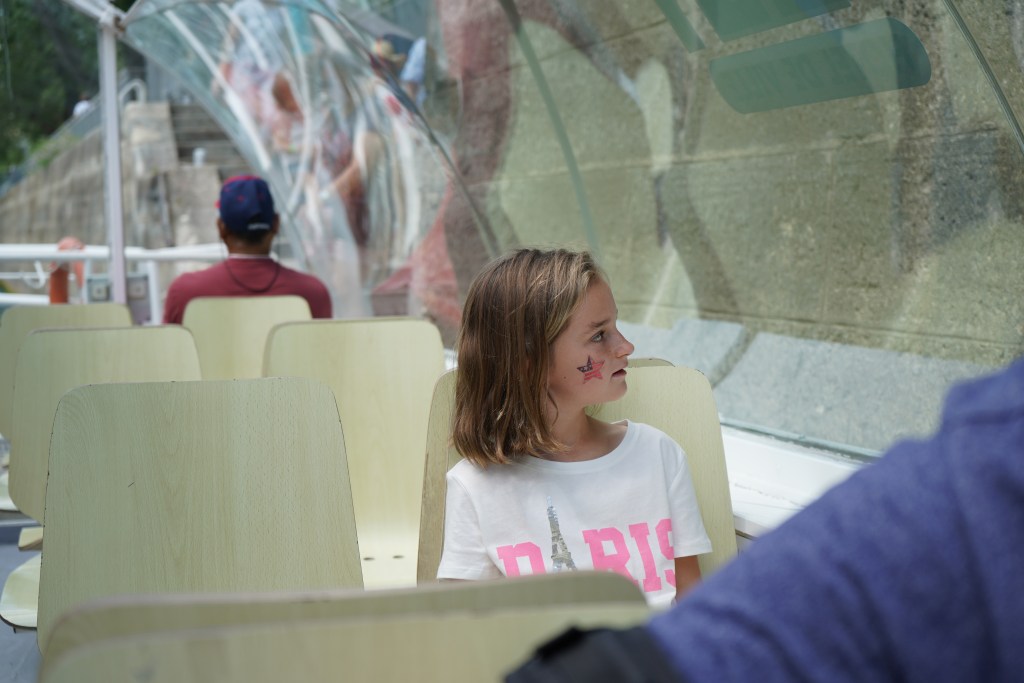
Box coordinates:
[647,359,1024,683]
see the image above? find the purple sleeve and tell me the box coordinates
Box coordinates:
[647,360,1024,683]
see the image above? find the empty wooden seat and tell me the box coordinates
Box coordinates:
[40,573,648,683]
[0,325,202,630]
[182,295,312,379]
[37,377,363,652]
[0,303,131,441]
[264,318,445,588]
[0,303,132,515]
[42,571,644,679]
[8,326,202,524]
[0,554,39,629]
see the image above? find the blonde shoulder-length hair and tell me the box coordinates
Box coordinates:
[453,248,603,466]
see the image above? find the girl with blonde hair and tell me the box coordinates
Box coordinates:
[437,248,710,607]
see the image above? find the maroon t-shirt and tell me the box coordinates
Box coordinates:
[162,258,332,324]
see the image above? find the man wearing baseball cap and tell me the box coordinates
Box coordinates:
[162,175,332,324]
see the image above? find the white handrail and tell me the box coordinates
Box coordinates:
[0,293,50,306]
[0,242,228,323]
[0,243,227,264]
[0,243,229,321]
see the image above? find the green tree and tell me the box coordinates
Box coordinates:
[0,0,133,169]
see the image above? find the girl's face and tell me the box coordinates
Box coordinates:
[546,278,635,416]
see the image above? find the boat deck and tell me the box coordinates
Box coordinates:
[0,537,40,683]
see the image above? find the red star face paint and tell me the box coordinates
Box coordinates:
[547,279,635,416]
[577,356,605,382]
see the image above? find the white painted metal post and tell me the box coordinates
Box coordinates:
[99,10,127,304]
[146,259,162,324]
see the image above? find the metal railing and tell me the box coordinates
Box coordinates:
[0,242,226,323]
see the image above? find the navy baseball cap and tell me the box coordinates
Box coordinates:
[217,175,275,235]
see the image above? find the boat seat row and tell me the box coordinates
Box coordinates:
[0,298,736,680]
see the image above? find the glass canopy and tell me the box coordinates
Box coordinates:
[119,0,1024,455]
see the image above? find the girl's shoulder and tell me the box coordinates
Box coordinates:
[447,456,523,485]
[621,421,689,464]
[623,420,680,446]
[447,457,485,481]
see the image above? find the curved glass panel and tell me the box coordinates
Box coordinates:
[122,0,1024,455]
[122,0,464,327]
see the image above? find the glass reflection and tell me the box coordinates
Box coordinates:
[123,0,463,337]
[119,0,1024,455]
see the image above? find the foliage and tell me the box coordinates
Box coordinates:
[0,0,134,168]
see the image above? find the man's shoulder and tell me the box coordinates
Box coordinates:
[168,263,224,293]
[277,265,331,298]
[163,264,226,324]
[274,265,332,317]
[279,264,326,285]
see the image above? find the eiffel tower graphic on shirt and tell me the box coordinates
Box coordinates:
[547,496,577,572]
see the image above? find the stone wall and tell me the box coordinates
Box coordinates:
[0,101,220,295]
[494,17,1022,367]
[0,102,218,248]
[429,0,1024,448]
[0,131,106,246]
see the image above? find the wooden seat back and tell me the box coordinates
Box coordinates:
[37,377,363,652]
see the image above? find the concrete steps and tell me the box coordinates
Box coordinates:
[170,103,253,181]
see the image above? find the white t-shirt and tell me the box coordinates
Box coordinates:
[437,420,712,608]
